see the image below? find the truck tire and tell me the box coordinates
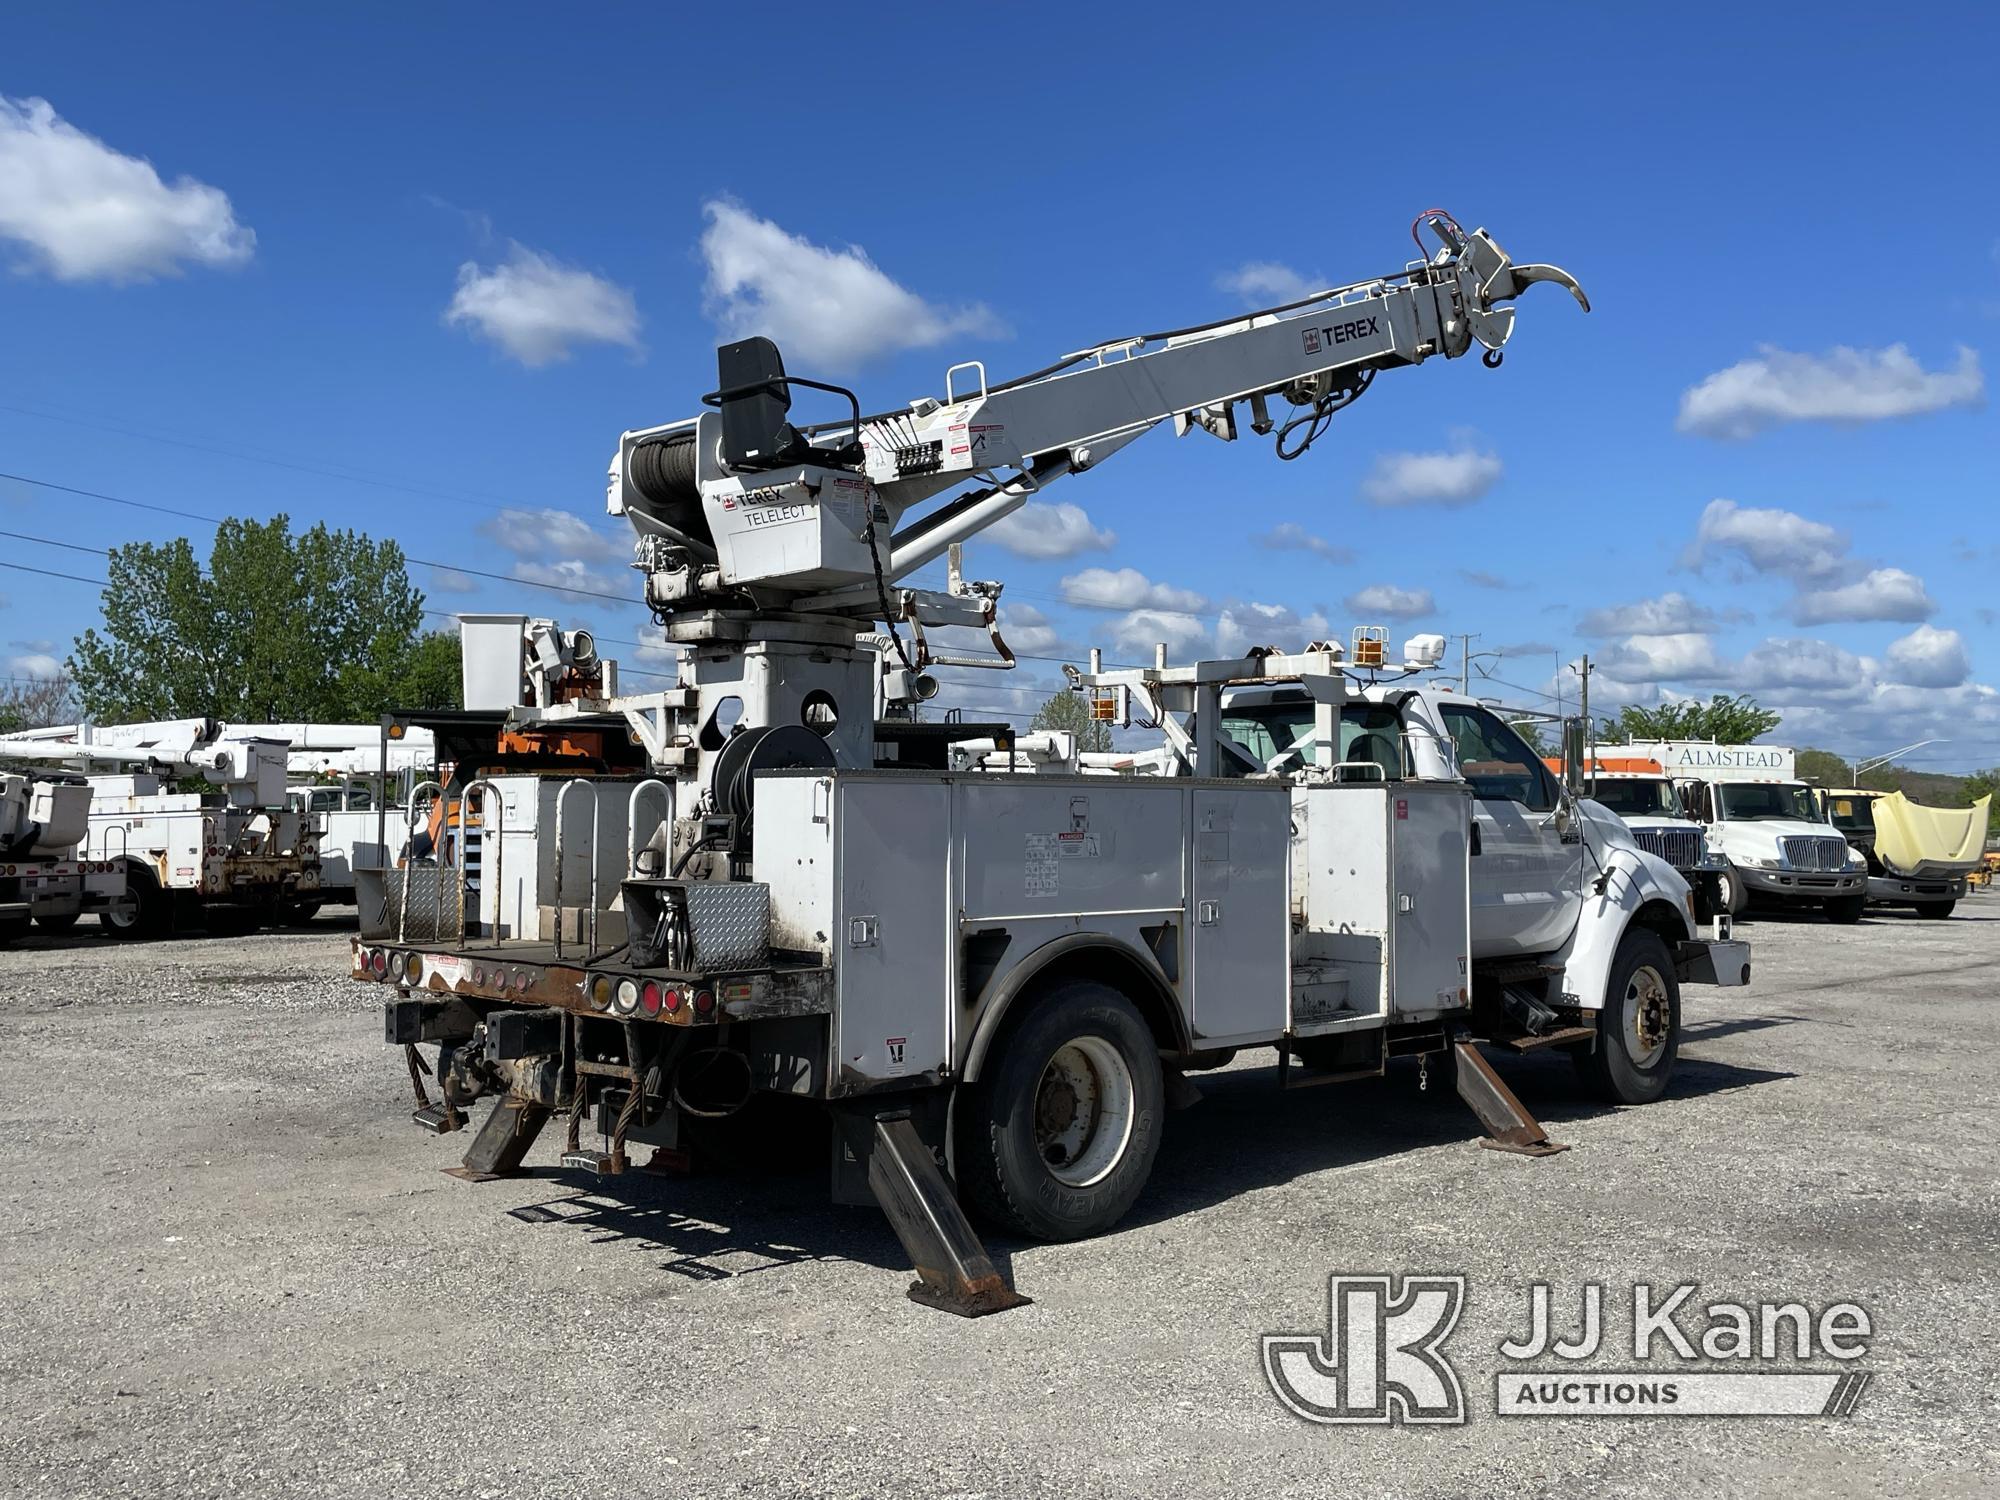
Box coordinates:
[0,916,28,947]
[1716,863,1748,918]
[956,979,1164,1242]
[1572,928,1680,1106]
[1823,895,1866,924]
[32,911,79,933]
[1915,900,1956,920]
[101,868,167,940]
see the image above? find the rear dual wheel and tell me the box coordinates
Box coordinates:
[956,980,1164,1242]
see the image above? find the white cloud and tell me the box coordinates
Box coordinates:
[1578,591,1735,637]
[507,559,626,598]
[1060,567,1208,613]
[1359,444,1502,508]
[427,567,481,595]
[1790,567,1935,625]
[1217,261,1317,305]
[1683,498,1846,581]
[0,95,254,282]
[998,603,1063,656]
[1254,522,1353,563]
[700,199,1004,370]
[445,244,640,366]
[1735,637,1873,696]
[1678,344,1985,438]
[984,501,1114,560]
[6,652,63,680]
[479,508,630,564]
[1215,602,1331,658]
[1344,583,1435,619]
[1109,608,1210,661]
[1598,633,1733,684]
[1884,625,1971,688]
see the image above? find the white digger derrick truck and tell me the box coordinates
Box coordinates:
[349,212,1746,1315]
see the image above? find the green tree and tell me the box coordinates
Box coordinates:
[69,515,432,723]
[386,629,465,710]
[1030,688,1112,752]
[1796,747,1853,785]
[1599,694,1781,746]
[0,673,77,734]
[1964,768,2000,837]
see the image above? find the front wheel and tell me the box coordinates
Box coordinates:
[1572,928,1681,1105]
[956,979,1164,1242]
[1915,900,1956,920]
[1714,863,1748,918]
[1824,895,1866,925]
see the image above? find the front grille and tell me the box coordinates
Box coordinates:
[1631,827,1701,870]
[1780,836,1849,873]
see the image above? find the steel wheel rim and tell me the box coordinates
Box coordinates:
[1626,964,1671,1067]
[104,893,139,929]
[1033,1036,1135,1188]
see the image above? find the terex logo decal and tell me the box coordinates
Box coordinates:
[1314,314,1380,349]
[1263,1274,1466,1424]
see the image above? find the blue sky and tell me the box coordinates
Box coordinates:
[2,3,1995,768]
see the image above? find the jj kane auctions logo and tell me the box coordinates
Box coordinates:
[1264,1276,1873,1423]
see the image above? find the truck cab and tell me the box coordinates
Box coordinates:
[1823,786,1980,919]
[1563,759,1726,918]
[1674,776,1865,921]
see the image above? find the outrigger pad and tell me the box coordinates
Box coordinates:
[1452,1041,1569,1158]
[834,1109,1031,1318]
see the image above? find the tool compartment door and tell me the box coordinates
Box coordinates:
[1189,786,1290,1041]
[833,778,951,1088]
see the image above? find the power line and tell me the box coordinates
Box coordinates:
[0,559,106,587]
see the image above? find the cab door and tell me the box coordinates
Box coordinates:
[1438,703,1583,957]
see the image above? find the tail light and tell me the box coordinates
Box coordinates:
[614,979,640,1015]
[402,952,423,983]
[692,988,716,1018]
[368,948,388,977]
[471,965,486,986]
[639,981,663,1017]
[588,976,613,1011]
[663,986,683,1014]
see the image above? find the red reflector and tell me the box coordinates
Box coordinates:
[639,981,663,1017]
[471,966,486,986]
[663,986,682,1013]
[693,988,715,1017]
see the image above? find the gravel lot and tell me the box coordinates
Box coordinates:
[2,898,1996,1499]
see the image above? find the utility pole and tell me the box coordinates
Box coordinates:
[1569,654,1593,786]
[1456,633,1479,694]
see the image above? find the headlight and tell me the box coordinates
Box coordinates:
[1846,849,1867,871]
[1751,857,1786,870]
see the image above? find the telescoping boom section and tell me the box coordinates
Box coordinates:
[342,214,1747,1319]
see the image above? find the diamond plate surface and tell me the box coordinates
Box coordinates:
[683,881,771,970]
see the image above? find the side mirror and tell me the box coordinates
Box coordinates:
[1559,717,1586,795]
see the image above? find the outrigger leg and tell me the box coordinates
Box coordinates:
[834,1109,1031,1318]
[445,1092,552,1182]
[1452,1040,1568,1158]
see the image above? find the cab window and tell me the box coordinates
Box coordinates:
[1438,704,1557,811]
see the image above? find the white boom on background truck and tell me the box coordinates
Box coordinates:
[0,718,320,935]
[1619,741,1867,920]
[345,212,1746,1315]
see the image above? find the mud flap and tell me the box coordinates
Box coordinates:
[834,1108,1031,1318]
[1453,1041,1568,1158]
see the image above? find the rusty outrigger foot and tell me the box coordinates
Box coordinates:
[835,1110,1031,1318]
[444,1093,552,1181]
[1452,1040,1568,1158]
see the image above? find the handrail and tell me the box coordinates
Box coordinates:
[93,822,129,863]
[460,778,505,941]
[552,777,598,960]
[397,780,444,943]
[626,778,673,876]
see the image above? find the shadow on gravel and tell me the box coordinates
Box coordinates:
[443,1046,1793,1293]
[1128,1050,1793,1232]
